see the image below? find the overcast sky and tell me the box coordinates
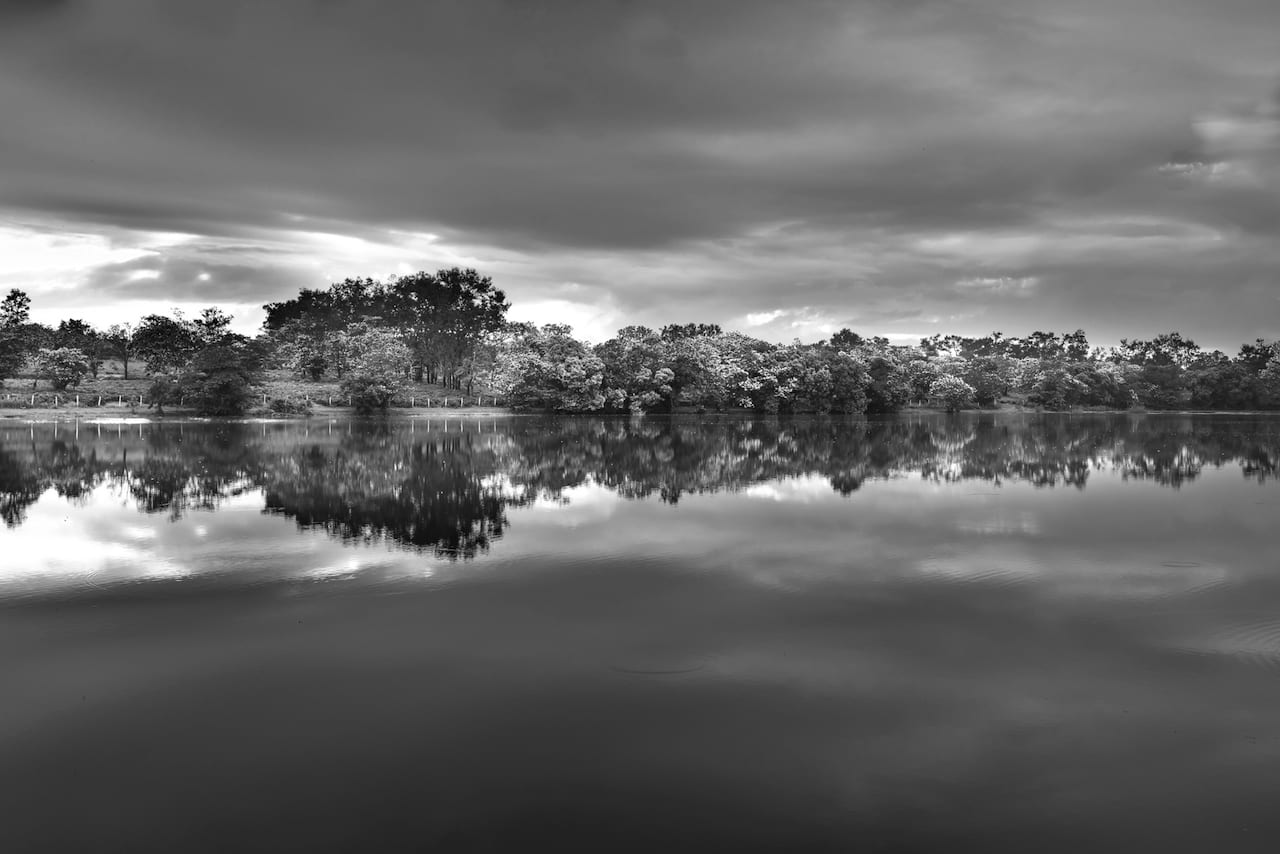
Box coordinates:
[1,0,1278,349]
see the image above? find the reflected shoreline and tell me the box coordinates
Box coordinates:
[3,413,1278,558]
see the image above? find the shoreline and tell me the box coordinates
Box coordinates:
[2,405,1275,423]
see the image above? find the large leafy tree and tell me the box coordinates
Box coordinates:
[177,342,264,415]
[389,268,510,387]
[134,314,197,374]
[264,278,390,379]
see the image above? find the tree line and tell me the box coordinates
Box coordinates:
[1,271,1279,414]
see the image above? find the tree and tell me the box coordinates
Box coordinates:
[34,348,90,390]
[494,324,606,411]
[830,328,865,349]
[863,355,912,413]
[134,314,197,374]
[928,375,976,412]
[339,328,413,413]
[961,356,1010,407]
[660,323,722,341]
[1259,354,1280,409]
[178,343,263,415]
[0,289,30,328]
[1062,329,1090,361]
[389,268,509,387]
[1118,332,1201,368]
[54,320,104,378]
[1028,366,1084,410]
[189,307,236,347]
[0,289,31,382]
[105,323,136,379]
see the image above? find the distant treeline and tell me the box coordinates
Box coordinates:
[1,272,1279,414]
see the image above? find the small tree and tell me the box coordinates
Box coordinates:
[339,328,412,412]
[35,347,90,390]
[928,375,976,412]
[0,289,31,383]
[105,323,136,379]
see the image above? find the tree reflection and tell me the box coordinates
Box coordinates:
[262,432,519,558]
[2,415,1278,552]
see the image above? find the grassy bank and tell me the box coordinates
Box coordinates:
[0,366,507,416]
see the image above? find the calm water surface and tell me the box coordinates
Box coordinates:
[2,413,1279,852]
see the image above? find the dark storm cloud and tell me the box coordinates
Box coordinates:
[0,0,1278,344]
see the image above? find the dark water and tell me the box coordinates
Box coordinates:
[2,413,1280,852]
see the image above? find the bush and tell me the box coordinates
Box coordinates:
[35,347,90,390]
[265,395,313,416]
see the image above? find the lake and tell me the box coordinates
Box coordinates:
[2,412,1279,852]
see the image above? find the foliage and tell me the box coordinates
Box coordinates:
[177,343,262,415]
[134,314,197,374]
[928,375,976,412]
[1028,365,1084,410]
[338,328,413,413]
[263,395,314,416]
[104,323,137,379]
[54,320,104,378]
[0,289,30,328]
[4,276,1280,417]
[960,356,1010,407]
[495,324,606,411]
[35,347,90,390]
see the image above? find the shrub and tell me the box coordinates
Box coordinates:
[35,347,90,390]
[265,395,313,416]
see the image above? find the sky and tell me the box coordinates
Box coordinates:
[1,0,1278,350]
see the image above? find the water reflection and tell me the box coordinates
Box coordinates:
[3,414,1280,851]
[1,415,1277,550]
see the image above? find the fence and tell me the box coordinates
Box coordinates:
[0,392,148,409]
[0,390,509,410]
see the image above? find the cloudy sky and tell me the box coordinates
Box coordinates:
[1,0,1278,349]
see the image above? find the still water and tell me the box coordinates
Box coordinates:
[2,413,1279,852]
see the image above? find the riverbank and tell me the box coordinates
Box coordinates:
[1,404,517,422]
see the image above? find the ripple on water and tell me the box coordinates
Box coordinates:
[915,556,1034,589]
[1175,618,1280,671]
